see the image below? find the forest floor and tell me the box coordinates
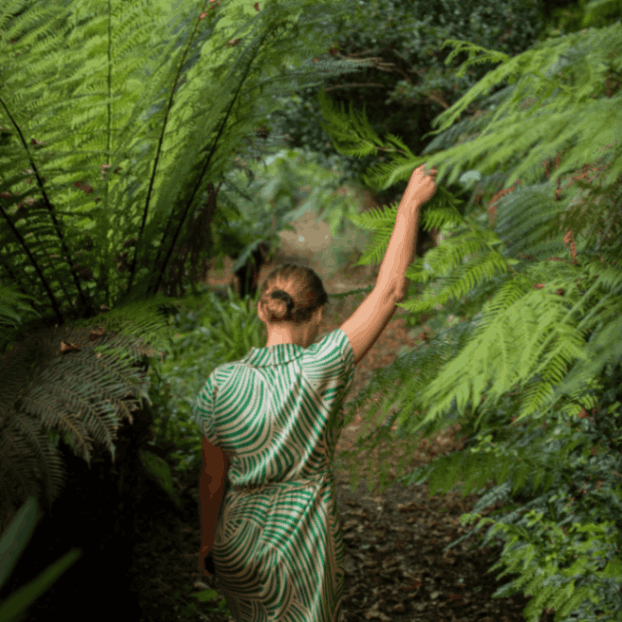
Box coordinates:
[128,203,561,622]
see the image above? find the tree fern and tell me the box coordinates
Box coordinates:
[0,0,383,543]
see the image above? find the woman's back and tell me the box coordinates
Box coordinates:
[193,328,355,621]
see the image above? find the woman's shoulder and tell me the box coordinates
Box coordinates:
[306,328,353,362]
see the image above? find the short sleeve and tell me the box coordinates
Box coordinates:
[304,328,355,398]
[192,373,219,446]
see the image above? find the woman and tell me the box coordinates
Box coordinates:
[193,164,438,621]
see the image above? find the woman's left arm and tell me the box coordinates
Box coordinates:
[200,437,229,549]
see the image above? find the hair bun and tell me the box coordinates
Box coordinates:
[270,289,294,309]
[258,264,329,325]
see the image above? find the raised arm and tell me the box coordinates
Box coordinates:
[374,163,438,299]
[341,164,437,366]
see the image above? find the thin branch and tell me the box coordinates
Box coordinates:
[334,51,396,73]
[335,48,383,58]
[392,65,414,85]
[329,51,449,109]
[323,82,387,91]
[425,90,450,110]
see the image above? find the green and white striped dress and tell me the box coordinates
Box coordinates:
[193,328,355,622]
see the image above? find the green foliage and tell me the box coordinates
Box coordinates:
[0,283,41,335]
[317,2,622,619]
[264,0,552,189]
[139,449,183,511]
[0,496,82,622]
[544,0,622,35]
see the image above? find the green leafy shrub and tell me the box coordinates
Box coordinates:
[0,497,82,622]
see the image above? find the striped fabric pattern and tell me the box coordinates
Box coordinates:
[193,328,355,621]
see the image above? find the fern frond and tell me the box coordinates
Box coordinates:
[424,451,465,497]
[341,202,397,266]
[524,578,557,618]
[421,85,514,154]
[396,245,622,435]
[315,87,414,162]
[555,584,597,620]
[0,301,173,532]
[419,203,466,232]
[0,283,41,330]
[440,38,511,80]
[416,26,622,193]
[0,406,67,534]
[457,452,498,497]
[502,546,543,591]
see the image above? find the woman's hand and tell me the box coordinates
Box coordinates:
[404,163,438,208]
[199,543,215,576]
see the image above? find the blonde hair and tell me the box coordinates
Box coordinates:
[258,263,328,324]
